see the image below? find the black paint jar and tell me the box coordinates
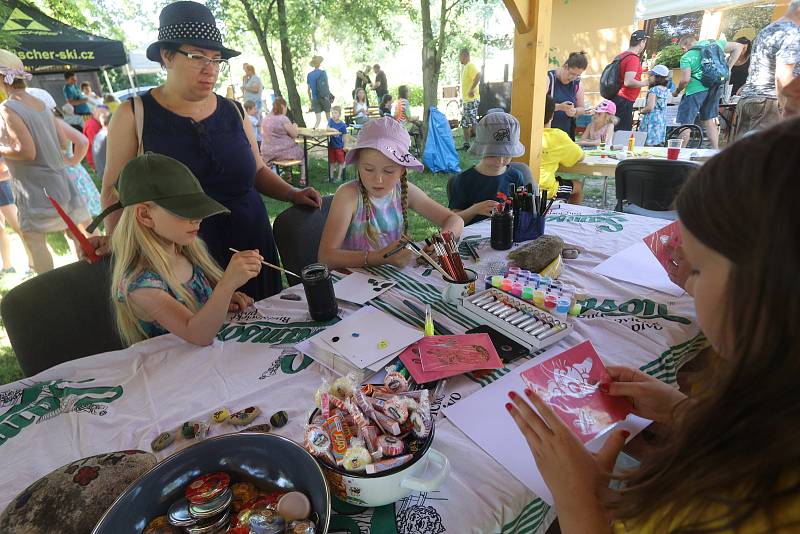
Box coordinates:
[490,211,513,250]
[301,263,339,322]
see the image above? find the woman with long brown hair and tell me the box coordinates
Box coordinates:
[260,97,306,185]
[506,118,800,533]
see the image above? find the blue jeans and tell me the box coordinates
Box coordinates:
[677,86,722,124]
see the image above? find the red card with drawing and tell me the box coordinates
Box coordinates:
[399,334,503,384]
[418,334,503,373]
[643,221,682,273]
[520,340,632,443]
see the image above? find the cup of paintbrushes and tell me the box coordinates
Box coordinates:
[440,268,477,304]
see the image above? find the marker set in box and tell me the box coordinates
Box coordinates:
[482,268,585,319]
[459,288,573,351]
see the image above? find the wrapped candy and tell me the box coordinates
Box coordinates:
[365,454,412,474]
[378,435,405,456]
[314,378,331,408]
[322,414,349,465]
[383,398,409,423]
[331,373,357,399]
[304,424,335,464]
[371,411,401,435]
[384,371,409,394]
[342,437,372,472]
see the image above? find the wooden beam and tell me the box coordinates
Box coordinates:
[503,0,530,33]
[509,0,552,179]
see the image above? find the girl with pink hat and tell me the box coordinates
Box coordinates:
[318,117,464,269]
[578,99,619,148]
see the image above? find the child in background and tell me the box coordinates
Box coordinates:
[92,112,111,179]
[393,85,418,125]
[540,95,584,204]
[318,117,463,269]
[60,103,84,132]
[244,100,262,150]
[507,118,800,534]
[82,105,108,170]
[578,99,618,148]
[0,158,31,277]
[327,106,348,182]
[59,116,102,218]
[449,112,528,224]
[639,64,671,146]
[379,94,393,117]
[353,88,369,125]
[96,153,262,347]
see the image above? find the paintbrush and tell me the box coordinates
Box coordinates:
[228,248,300,278]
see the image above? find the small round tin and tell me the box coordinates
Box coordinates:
[249,511,286,534]
[185,472,231,504]
[167,498,198,527]
[189,487,232,519]
[185,509,231,534]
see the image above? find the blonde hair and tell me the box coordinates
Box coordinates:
[357,172,408,246]
[111,204,223,346]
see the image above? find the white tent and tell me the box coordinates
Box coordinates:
[128,47,161,74]
[636,0,758,20]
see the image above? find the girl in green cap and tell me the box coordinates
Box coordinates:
[107,153,263,346]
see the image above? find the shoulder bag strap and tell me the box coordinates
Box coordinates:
[132,96,144,157]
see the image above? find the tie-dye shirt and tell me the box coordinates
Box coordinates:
[341,183,404,251]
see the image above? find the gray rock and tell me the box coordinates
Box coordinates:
[507,235,565,272]
[0,450,157,534]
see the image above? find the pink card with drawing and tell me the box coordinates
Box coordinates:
[643,221,682,273]
[520,340,632,443]
[418,334,503,373]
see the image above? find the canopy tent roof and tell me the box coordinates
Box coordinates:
[635,0,756,20]
[128,47,161,74]
[0,0,126,72]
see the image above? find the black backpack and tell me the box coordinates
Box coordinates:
[599,52,636,100]
[690,41,729,87]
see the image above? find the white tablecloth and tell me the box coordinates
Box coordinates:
[0,205,704,533]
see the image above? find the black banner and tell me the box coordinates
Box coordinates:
[1,0,126,72]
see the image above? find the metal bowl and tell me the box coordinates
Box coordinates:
[92,433,330,533]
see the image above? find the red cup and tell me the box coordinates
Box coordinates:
[667,139,682,160]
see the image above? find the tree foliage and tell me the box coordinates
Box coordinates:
[219,0,406,126]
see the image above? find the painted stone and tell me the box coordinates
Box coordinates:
[227,406,260,426]
[0,450,157,534]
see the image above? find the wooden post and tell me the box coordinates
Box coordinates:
[503,0,552,178]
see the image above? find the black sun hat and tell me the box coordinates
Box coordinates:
[145,1,240,63]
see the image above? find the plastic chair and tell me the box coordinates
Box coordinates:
[614,159,700,220]
[611,130,648,148]
[1,257,124,377]
[273,195,334,287]
[508,162,538,191]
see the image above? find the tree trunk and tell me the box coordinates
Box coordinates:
[420,0,436,146]
[276,0,306,127]
[239,0,282,99]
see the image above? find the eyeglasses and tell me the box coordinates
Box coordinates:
[175,49,229,72]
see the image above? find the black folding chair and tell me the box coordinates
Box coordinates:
[273,196,334,287]
[1,257,124,377]
[614,159,700,220]
[667,124,704,148]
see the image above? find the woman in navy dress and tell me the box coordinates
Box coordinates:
[95,2,321,301]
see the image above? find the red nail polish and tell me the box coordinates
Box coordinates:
[621,430,630,440]
[599,383,610,393]
[508,391,517,399]
[505,402,513,411]
[524,388,533,396]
